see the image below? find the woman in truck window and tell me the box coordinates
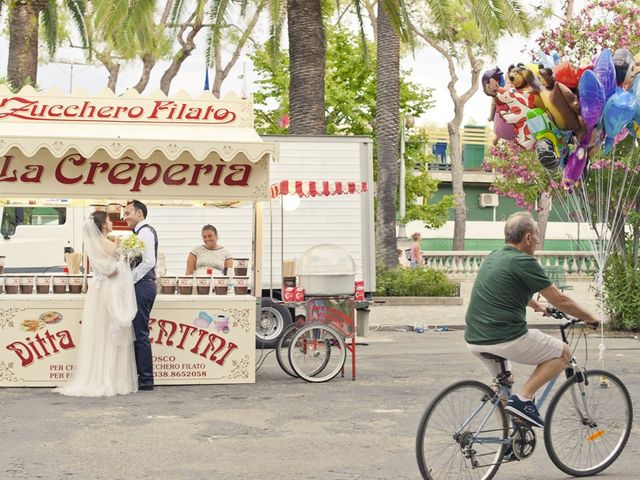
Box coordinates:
[54,211,138,397]
[185,224,233,275]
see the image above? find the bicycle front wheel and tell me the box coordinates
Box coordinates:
[544,369,633,477]
[416,380,508,480]
[276,323,300,378]
[288,324,346,383]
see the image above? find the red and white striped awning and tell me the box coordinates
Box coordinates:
[270,180,368,199]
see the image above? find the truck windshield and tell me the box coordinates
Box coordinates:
[1,207,67,238]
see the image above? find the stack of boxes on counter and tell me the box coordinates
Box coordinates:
[158,258,251,295]
[0,253,89,295]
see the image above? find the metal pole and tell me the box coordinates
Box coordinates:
[398,117,407,238]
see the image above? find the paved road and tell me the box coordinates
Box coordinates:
[1,327,637,479]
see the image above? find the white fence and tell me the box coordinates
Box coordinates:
[423,251,598,278]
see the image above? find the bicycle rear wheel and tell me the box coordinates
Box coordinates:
[416,380,508,480]
[544,369,633,477]
[276,323,300,378]
[288,324,346,383]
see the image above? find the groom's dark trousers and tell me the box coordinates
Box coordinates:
[133,278,156,387]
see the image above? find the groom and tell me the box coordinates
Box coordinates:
[124,200,158,391]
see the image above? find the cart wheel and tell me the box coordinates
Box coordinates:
[256,298,292,348]
[288,323,346,383]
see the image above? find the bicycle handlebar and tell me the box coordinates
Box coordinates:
[545,306,598,344]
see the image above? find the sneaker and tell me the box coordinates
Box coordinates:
[505,396,544,428]
[503,446,516,462]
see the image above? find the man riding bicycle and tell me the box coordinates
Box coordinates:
[465,212,599,428]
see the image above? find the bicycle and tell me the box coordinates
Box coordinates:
[415,308,633,480]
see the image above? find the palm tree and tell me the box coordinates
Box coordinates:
[1,0,89,91]
[287,0,325,134]
[374,2,402,266]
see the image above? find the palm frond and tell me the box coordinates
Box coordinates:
[267,0,287,60]
[468,0,502,47]
[169,0,190,27]
[204,0,232,68]
[493,0,530,35]
[127,0,157,53]
[65,0,92,59]
[425,0,452,31]
[379,0,410,43]
[42,0,59,58]
[352,0,368,57]
[239,0,250,17]
[101,0,130,39]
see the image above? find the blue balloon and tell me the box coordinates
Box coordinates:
[631,75,640,124]
[578,70,605,131]
[594,49,617,101]
[603,88,637,153]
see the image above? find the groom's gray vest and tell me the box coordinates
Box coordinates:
[131,224,158,282]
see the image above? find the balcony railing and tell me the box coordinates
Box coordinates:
[423,251,598,278]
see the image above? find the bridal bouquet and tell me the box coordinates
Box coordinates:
[118,234,146,262]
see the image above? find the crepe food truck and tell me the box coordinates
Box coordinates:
[0,88,375,385]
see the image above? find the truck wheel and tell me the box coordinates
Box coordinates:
[257,299,292,348]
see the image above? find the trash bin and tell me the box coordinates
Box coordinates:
[356,308,370,337]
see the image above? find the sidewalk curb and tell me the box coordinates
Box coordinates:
[372,296,464,306]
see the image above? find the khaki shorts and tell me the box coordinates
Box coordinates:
[467,329,564,378]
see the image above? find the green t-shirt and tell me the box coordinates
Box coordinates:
[465,245,552,345]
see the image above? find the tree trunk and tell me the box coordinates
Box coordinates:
[375,5,400,267]
[449,121,466,250]
[106,64,120,92]
[132,54,156,93]
[537,192,552,249]
[96,49,121,93]
[287,0,325,134]
[7,1,47,90]
[160,15,203,95]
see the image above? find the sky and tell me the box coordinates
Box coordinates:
[0,1,583,128]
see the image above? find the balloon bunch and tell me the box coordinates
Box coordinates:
[482,47,640,188]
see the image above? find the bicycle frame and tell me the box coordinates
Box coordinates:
[462,318,596,452]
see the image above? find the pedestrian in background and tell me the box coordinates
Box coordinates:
[398,248,410,268]
[410,232,425,268]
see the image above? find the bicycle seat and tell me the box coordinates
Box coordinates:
[480,352,507,362]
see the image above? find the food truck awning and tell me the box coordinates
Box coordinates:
[0,87,274,201]
[270,180,368,198]
[0,86,275,163]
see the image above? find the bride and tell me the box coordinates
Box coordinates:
[55,211,138,396]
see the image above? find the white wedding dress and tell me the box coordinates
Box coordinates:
[54,221,138,397]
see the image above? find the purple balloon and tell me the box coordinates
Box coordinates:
[578,70,605,131]
[594,49,616,101]
[493,111,516,140]
[603,88,637,153]
[563,135,589,187]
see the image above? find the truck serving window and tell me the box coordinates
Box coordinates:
[1,207,67,238]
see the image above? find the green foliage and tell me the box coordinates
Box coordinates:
[404,129,455,227]
[375,266,459,297]
[418,0,531,58]
[251,27,434,135]
[252,27,452,228]
[603,251,640,331]
[485,141,562,210]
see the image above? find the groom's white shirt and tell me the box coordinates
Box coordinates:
[131,219,157,284]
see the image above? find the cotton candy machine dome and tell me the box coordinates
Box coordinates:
[297,244,356,295]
